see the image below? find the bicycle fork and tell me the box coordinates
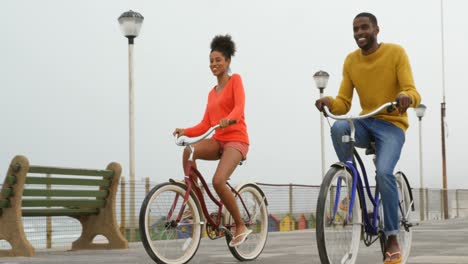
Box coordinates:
[399,198,415,232]
[165,180,194,228]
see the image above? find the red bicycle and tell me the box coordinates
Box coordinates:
[139,124,269,264]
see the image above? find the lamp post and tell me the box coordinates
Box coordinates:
[313,70,330,178]
[439,0,449,220]
[415,104,427,221]
[118,10,144,242]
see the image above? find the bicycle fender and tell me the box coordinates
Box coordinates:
[330,162,352,172]
[395,171,415,211]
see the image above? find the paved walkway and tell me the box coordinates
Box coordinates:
[2,218,468,264]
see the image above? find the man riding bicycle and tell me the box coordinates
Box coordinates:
[315,12,421,264]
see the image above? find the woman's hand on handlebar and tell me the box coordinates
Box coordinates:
[219,118,236,128]
[315,97,331,112]
[173,128,185,137]
[395,94,412,115]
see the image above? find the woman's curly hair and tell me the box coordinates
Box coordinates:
[210,34,236,60]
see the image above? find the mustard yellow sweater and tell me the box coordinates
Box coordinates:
[328,43,421,132]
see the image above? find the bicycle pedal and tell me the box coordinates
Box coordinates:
[406,222,419,227]
[220,226,233,238]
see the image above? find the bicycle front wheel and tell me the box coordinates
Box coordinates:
[139,182,202,264]
[225,183,269,261]
[316,166,362,264]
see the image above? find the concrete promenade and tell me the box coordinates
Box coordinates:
[1,218,467,264]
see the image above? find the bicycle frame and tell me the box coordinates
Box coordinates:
[339,146,381,237]
[324,102,398,239]
[170,125,253,234]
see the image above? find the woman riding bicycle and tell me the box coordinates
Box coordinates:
[315,12,421,264]
[173,34,251,247]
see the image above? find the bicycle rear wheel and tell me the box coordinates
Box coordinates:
[395,172,413,263]
[316,166,362,264]
[139,182,202,264]
[225,183,268,261]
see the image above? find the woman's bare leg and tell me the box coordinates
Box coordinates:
[182,138,220,179]
[211,147,247,243]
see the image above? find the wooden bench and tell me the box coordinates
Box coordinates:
[0,155,128,257]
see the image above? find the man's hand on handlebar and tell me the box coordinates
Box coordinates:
[315,97,331,113]
[395,94,412,115]
[173,128,185,137]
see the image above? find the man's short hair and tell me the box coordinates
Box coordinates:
[355,12,378,26]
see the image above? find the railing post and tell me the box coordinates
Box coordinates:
[456,189,460,218]
[425,188,429,220]
[419,188,424,221]
[145,177,150,195]
[46,173,52,249]
[129,179,135,242]
[289,183,293,231]
[120,177,126,237]
[440,189,444,220]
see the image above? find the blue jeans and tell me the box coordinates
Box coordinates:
[330,118,405,237]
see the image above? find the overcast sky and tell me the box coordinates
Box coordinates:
[1,0,466,189]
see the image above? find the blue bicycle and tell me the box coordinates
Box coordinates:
[315,102,416,264]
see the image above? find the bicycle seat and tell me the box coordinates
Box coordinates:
[365,141,376,155]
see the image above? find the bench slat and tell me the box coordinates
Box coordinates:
[29,166,114,177]
[0,200,10,208]
[23,189,108,198]
[26,177,111,187]
[22,199,106,207]
[22,208,99,216]
[2,188,13,198]
[5,175,16,185]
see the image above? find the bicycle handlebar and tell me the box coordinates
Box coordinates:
[323,101,398,121]
[175,120,236,146]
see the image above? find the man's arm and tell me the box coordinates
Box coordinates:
[396,47,421,114]
[327,56,354,115]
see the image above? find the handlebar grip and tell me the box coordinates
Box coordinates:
[228,120,237,125]
[386,101,399,113]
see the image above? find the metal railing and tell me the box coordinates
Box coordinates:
[1,178,467,249]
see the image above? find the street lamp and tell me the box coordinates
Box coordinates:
[118,10,144,242]
[313,70,330,178]
[415,104,427,221]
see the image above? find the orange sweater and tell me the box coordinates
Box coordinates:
[184,74,249,144]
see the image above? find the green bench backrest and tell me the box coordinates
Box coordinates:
[1,165,115,217]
